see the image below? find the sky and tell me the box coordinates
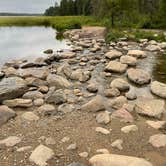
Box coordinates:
[0,0,60,13]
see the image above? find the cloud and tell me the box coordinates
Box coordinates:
[0,0,60,13]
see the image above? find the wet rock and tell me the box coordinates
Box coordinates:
[89,154,153,166]
[127,68,151,85]
[47,74,71,89]
[105,50,122,60]
[0,77,27,102]
[127,50,146,58]
[29,145,54,166]
[3,99,33,108]
[105,61,127,73]
[111,139,123,150]
[37,104,56,116]
[22,112,39,121]
[23,91,44,100]
[87,83,98,93]
[104,88,120,97]
[109,96,128,110]
[149,134,166,148]
[0,105,16,126]
[0,136,21,147]
[120,55,137,66]
[121,125,138,133]
[150,81,166,99]
[81,95,105,112]
[96,127,110,135]
[135,99,165,119]
[43,49,53,54]
[45,88,67,104]
[110,78,130,91]
[146,120,166,129]
[111,108,134,123]
[96,111,110,124]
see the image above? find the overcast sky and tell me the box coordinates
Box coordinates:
[0,0,60,13]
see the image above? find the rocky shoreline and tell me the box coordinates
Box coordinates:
[0,27,166,166]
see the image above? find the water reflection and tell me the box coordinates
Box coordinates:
[0,26,69,67]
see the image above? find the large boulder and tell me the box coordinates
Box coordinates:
[150,81,166,99]
[0,77,27,102]
[47,74,71,89]
[89,154,153,166]
[105,50,122,60]
[135,99,165,119]
[0,105,16,126]
[127,68,151,85]
[105,61,127,73]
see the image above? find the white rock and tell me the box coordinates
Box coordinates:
[22,112,39,121]
[149,134,166,148]
[121,125,138,133]
[96,127,110,135]
[0,136,21,147]
[111,139,123,150]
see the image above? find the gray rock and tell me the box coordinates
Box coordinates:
[127,68,151,85]
[37,104,56,116]
[23,91,44,100]
[135,99,165,119]
[0,105,16,126]
[44,49,53,54]
[150,81,166,99]
[0,77,27,102]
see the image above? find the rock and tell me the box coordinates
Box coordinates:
[44,49,53,54]
[34,99,44,106]
[61,137,70,143]
[25,77,47,87]
[96,111,110,124]
[58,104,75,114]
[127,50,146,58]
[105,50,122,60]
[146,45,160,51]
[0,105,16,126]
[3,99,33,108]
[150,81,166,99]
[81,95,105,112]
[146,120,166,129]
[158,42,166,49]
[149,134,166,148]
[47,74,71,89]
[121,125,138,133]
[61,51,76,59]
[22,112,39,121]
[89,154,153,166]
[23,91,44,100]
[79,152,89,158]
[29,145,54,166]
[135,99,165,119]
[125,88,137,100]
[111,108,134,123]
[17,146,32,152]
[127,68,151,85]
[110,78,130,91]
[87,83,98,93]
[67,143,77,150]
[0,77,27,102]
[3,67,18,77]
[38,86,49,93]
[45,137,56,145]
[104,88,120,97]
[96,149,110,154]
[111,139,123,150]
[45,88,67,104]
[68,162,85,166]
[37,104,56,116]
[0,136,21,147]
[105,61,127,73]
[96,127,110,135]
[71,69,90,82]
[109,96,127,110]
[120,55,137,66]
[0,71,5,78]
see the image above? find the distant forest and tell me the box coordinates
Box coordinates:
[44,0,166,28]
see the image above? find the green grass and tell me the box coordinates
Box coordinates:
[0,16,103,31]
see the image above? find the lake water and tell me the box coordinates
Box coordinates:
[0,26,70,67]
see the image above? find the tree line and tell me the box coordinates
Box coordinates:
[44,0,166,28]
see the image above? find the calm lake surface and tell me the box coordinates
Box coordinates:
[0,26,70,67]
